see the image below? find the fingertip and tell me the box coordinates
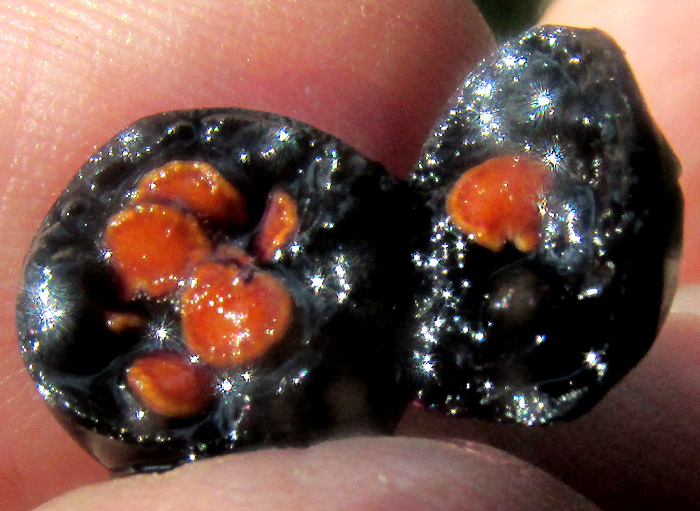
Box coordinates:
[34,437,600,511]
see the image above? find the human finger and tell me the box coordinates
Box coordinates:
[34,436,601,511]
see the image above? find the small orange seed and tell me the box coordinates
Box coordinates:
[126,352,214,419]
[104,204,211,299]
[254,189,299,261]
[133,160,248,226]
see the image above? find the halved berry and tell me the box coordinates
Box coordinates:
[408,26,682,424]
[17,108,419,474]
[16,25,682,476]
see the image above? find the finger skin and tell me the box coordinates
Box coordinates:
[34,437,600,511]
[0,1,493,510]
[542,0,700,283]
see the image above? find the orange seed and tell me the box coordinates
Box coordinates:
[446,155,551,252]
[126,352,214,419]
[181,263,293,367]
[254,189,299,261]
[133,161,248,226]
[104,204,211,299]
[105,311,145,333]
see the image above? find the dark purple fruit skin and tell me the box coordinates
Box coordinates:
[406,26,683,424]
[17,108,419,474]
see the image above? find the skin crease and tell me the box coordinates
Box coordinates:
[0,0,698,510]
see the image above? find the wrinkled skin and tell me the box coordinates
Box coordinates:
[0,1,698,510]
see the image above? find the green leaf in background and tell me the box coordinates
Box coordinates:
[473,0,553,40]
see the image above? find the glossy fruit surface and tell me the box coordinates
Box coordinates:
[407,26,683,424]
[17,108,419,474]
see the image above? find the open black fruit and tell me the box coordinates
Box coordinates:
[17,108,419,474]
[17,25,684,475]
[406,26,683,424]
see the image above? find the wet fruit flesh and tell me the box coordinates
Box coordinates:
[104,204,210,298]
[181,263,293,367]
[126,352,214,418]
[446,155,550,252]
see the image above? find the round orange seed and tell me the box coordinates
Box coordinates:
[181,263,293,367]
[133,161,248,226]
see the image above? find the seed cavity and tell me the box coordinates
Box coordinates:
[126,352,214,418]
[255,189,299,261]
[446,155,551,252]
[133,161,248,227]
[104,204,211,298]
[181,263,293,367]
